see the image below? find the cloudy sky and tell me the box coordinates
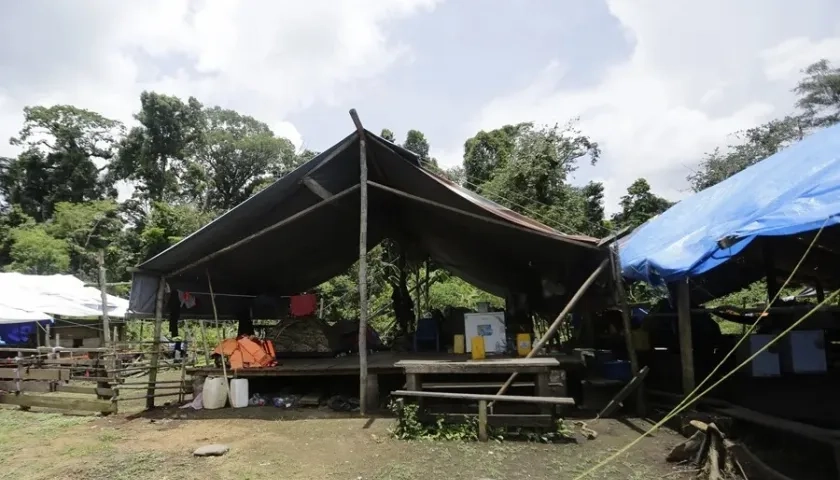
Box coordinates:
[1,0,839,212]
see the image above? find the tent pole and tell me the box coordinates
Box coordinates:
[98,250,111,346]
[146,277,166,410]
[350,108,371,415]
[494,257,609,399]
[676,279,695,395]
[609,244,646,415]
[166,184,361,278]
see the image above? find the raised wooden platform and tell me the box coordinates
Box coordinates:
[186,352,582,378]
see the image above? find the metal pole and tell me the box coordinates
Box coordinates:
[98,250,111,346]
[350,108,370,415]
[146,277,166,409]
[494,257,610,398]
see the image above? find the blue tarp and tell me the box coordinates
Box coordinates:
[621,123,840,285]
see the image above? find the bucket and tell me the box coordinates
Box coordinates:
[470,336,486,360]
[453,334,465,354]
[202,376,228,410]
[229,378,249,408]
[516,333,532,357]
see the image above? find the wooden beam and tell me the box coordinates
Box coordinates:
[0,368,69,381]
[98,250,111,346]
[494,258,610,397]
[146,278,166,409]
[166,184,361,277]
[610,244,646,415]
[391,389,576,405]
[676,279,695,395]
[302,176,333,200]
[350,108,370,415]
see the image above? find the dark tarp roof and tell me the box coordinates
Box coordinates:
[129,129,609,318]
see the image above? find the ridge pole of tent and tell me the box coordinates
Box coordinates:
[349,108,372,415]
[98,250,112,346]
[676,278,695,395]
[146,277,166,409]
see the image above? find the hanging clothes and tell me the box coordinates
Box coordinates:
[290,293,317,317]
[168,290,181,337]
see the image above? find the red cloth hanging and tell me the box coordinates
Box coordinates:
[290,293,317,317]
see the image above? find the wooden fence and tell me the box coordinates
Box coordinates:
[0,345,193,415]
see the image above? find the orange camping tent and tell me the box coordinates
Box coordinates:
[212,336,277,370]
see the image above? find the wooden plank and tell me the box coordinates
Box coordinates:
[423,382,535,390]
[478,400,488,441]
[397,358,558,375]
[0,380,52,393]
[0,368,69,381]
[391,390,575,405]
[0,393,115,413]
[423,413,554,428]
[597,365,650,419]
[535,372,552,415]
[56,385,116,397]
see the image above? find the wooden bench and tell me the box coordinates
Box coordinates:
[392,389,575,441]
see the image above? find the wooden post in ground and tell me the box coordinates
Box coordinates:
[350,108,371,415]
[98,250,111,346]
[676,279,695,395]
[494,257,610,398]
[478,400,488,441]
[146,278,166,409]
[199,320,210,365]
[610,245,646,415]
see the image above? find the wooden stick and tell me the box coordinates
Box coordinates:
[478,400,488,441]
[494,258,610,398]
[610,244,646,415]
[392,389,575,405]
[199,319,210,365]
[206,271,228,383]
[146,278,166,409]
[597,366,650,419]
[350,108,370,416]
[167,184,360,277]
[99,250,111,346]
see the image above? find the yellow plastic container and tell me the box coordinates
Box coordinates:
[516,333,532,357]
[470,336,486,360]
[453,334,466,354]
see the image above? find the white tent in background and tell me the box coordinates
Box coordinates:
[0,303,51,325]
[0,273,129,322]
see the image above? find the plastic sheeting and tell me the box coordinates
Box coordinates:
[0,273,129,321]
[621,124,840,285]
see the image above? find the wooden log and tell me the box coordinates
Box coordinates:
[398,358,558,375]
[57,385,116,397]
[99,250,111,346]
[391,389,575,405]
[610,244,646,415]
[478,400,488,442]
[494,258,610,398]
[350,108,370,415]
[0,393,115,413]
[597,365,650,419]
[423,413,554,428]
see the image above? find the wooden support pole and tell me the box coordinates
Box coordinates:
[350,108,370,415]
[677,279,695,395]
[494,257,610,398]
[478,400,488,441]
[199,320,210,365]
[610,245,646,415]
[146,277,166,409]
[98,250,111,346]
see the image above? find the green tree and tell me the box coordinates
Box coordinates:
[612,178,672,231]
[139,202,217,261]
[0,105,121,220]
[380,129,396,142]
[795,59,840,128]
[192,107,298,210]
[47,200,124,279]
[688,117,805,192]
[462,123,528,187]
[111,92,204,203]
[403,129,430,160]
[0,205,36,266]
[580,181,608,237]
[6,226,70,274]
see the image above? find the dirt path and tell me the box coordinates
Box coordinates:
[0,406,693,480]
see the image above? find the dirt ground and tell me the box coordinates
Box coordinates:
[0,403,694,480]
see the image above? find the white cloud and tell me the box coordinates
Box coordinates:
[456,0,840,214]
[0,0,441,158]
